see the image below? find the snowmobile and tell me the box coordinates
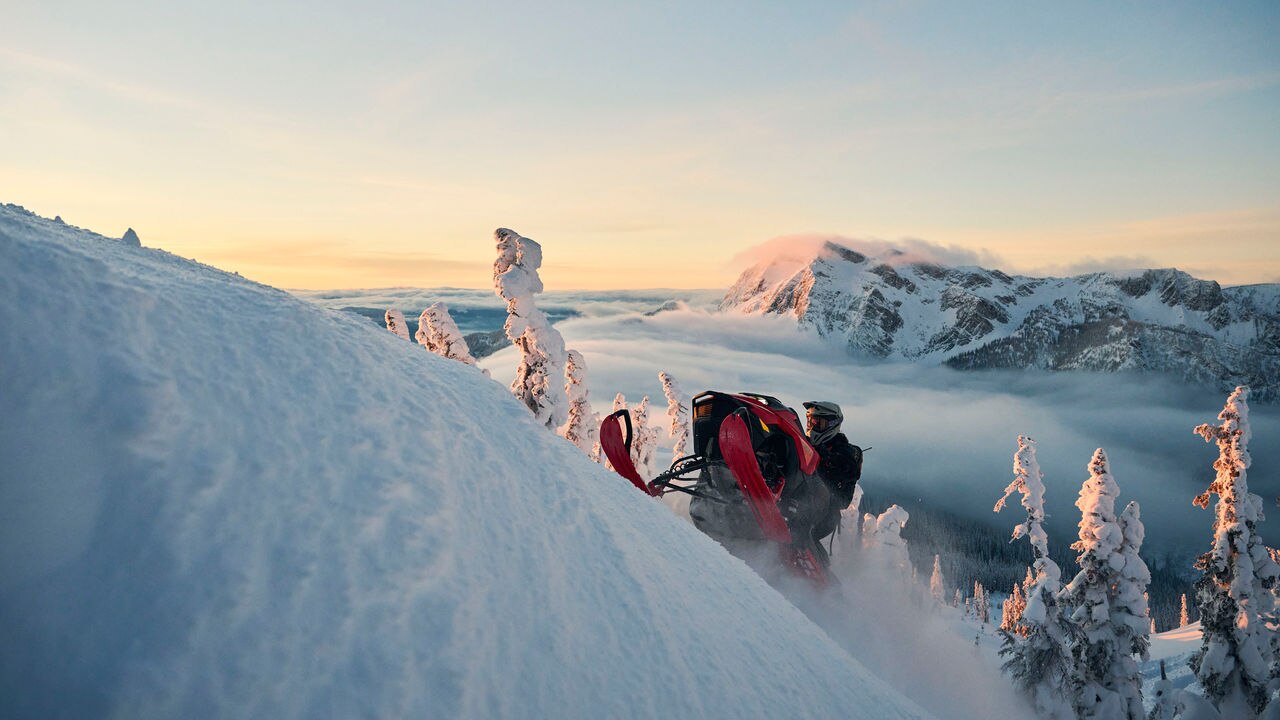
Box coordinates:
[600,391,834,588]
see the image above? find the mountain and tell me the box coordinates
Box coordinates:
[0,204,932,719]
[721,241,1280,400]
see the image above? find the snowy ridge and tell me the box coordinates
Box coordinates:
[722,241,1280,399]
[0,204,930,719]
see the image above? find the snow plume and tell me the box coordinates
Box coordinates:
[493,228,567,430]
[384,307,411,341]
[807,529,1030,720]
[659,371,691,462]
[560,350,596,454]
[1189,386,1280,718]
[417,302,486,374]
[994,435,1076,720]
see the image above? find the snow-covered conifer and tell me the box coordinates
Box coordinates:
[1181,594,1191,627]
[560,350,596,453]
[863,505,911,585]
[974,582,989,625]
[1002,580,1028,636]
[1189,387,1280,718]
[954,588,963,609]
[385,308,411,341]
[416,302,486,375]
[492,228,568,430]
[630,396,660,480]
[994,435,1076,720]
[1115,500,1153,717]
[659,372,691,463]
[930,555,947,605]
[1060,449,1145,720]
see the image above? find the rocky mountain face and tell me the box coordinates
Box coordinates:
[721,242,1280,400]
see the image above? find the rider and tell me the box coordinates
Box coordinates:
[803,401,863,544]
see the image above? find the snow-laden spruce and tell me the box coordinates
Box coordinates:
[560,349,596,454]
[1180,594,1191,628]
[0,204,935,720]
[930,555,947,606]
[1189,386,1280,719]
[659,371,691,463]
[1001,580,1027,636]
[1060,449,1146,720]
[862,505,911,585]
[630,396,659,480]
[384,307,411,341]
[493,228,568,430]
[417,301,483,371]
[994,435,1076,720]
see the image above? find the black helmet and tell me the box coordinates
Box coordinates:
[803,400,842,445]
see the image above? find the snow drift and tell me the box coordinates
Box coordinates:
[0,205,929,719]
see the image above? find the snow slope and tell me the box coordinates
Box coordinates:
[0,205,930,719]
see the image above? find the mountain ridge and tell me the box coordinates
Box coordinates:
[721,241,1280,400]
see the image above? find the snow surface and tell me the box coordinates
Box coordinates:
[0,204,933,719]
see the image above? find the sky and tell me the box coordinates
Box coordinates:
[2,1,1278,289]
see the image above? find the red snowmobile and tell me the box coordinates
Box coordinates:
[600,391,833,588]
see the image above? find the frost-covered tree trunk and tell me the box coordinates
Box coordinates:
[659,372,691,463]
[560,350,596,454]
[930,555,947,605]
[416,302,486,374]
[1189,386,1280,719]
[1181,594,1191,627]
[1060,449,1144,720]
[994,435,1076,720]
[493,228,568,430]
[385,308,411,341]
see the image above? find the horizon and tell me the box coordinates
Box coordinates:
[3,2,1278,289]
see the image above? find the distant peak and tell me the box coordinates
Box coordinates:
[122,228,141,247]
[53,215,64,224]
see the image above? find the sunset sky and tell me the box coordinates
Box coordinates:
[3,1,1277,289]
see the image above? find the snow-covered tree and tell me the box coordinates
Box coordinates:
[631,396,659,480]
[492,228,568,430]
[1059,449,1145,720]
[974,581,990,625]
[1002,580,1027,636]
[560,350,596,454]
[1181,594,1191,627]
[863,505,911,585]
[1189,386,1280,718]
[930,555,947,605]
[994,435,1076,720]
[954,588,963,609]
[659,371,691,463]
[416,302,485,374]
[1115,500,1153,717]
[385,308,411,341]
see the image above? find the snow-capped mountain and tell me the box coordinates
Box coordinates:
[721,241,1280,400]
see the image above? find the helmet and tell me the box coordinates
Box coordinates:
[803,400,842,445]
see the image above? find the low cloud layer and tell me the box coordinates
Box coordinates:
[482,305,1280,555]
[728,233,1006,273]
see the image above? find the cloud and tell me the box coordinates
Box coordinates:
[478,305,1280,556]
[728,233,1006,272]
[1026,255,1164,278]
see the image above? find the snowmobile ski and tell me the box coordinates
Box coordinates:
[599,409,654,496]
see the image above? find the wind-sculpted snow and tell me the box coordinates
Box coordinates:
[722,239,1280,400]
[0,204,930,719]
